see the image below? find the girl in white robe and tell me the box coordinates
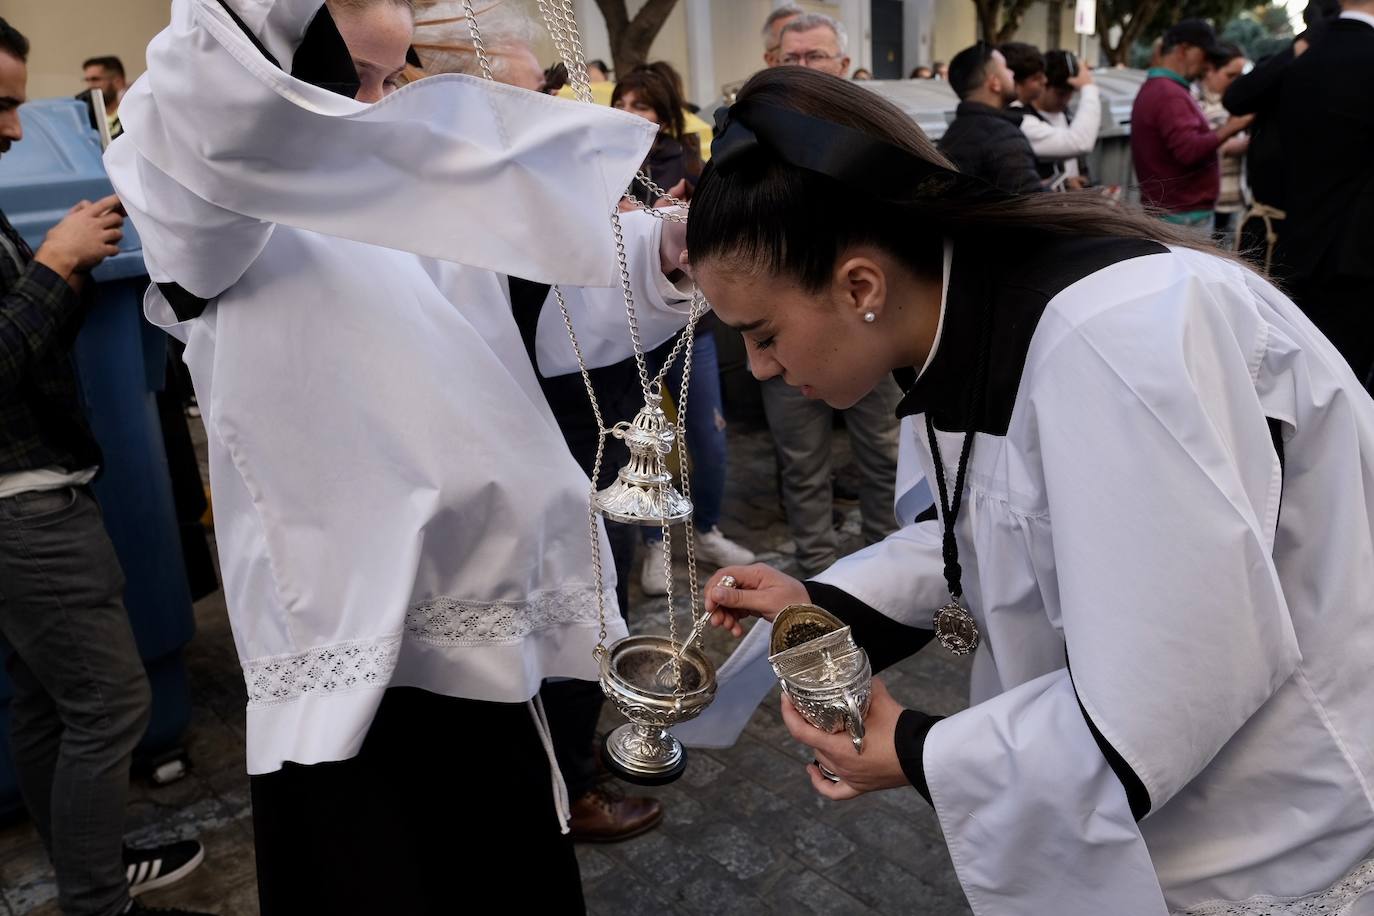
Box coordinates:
[104,0,693,910]
[684,65,1374,916]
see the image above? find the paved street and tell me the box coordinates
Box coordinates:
[0,420,973,915]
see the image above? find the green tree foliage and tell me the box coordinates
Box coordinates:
[1222,14,1268,52]
[1221,9,1293,59]
[1258,3,1293,33]
[1099,0,1292,66]
[1098,0,1249,64]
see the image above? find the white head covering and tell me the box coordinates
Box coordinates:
[108,0,657,296]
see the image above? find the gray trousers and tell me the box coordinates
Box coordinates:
[0,486,151,916]
[761,377,902,576]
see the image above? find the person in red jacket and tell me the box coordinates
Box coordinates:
[1130,19,1252,229]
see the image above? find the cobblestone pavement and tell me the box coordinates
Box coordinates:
[0,421,973,915]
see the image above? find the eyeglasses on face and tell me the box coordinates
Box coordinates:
[781,51,842,67]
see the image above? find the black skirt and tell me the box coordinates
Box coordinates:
[250,686,585,915]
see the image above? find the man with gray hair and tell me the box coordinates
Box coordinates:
[760,4,804,68]
[410,0,544,90]
[778,12,851,77]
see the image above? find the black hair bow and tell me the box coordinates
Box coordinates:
[710,104,763,170]
[706,99,1009,206]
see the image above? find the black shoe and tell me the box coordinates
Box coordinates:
[125,901,215,915]
[124,839,205,897]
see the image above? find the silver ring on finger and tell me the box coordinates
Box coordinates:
[719,575,737,589]
[814,759,842,783]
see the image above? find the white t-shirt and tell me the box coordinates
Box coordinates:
[0,467,97,500]
[1040,109,1080,178]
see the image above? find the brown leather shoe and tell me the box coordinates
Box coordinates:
[567,785,664,843]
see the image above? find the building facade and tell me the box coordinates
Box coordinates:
[10,0,1082,113]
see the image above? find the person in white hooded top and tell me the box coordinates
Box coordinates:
[1001,41,1102,182]
[104,0,695,910]
[682,66,1374,916]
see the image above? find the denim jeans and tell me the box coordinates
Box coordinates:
[0,486,151,916]
[646,330,727,540]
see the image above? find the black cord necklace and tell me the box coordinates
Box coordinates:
[923,288,995,656]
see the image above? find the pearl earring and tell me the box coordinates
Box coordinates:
[863,311,877,323]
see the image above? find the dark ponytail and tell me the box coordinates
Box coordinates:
[687,66,1240,291]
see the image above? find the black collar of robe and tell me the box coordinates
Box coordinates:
[290,6,362,99]
[893,235,1169,436]
[287,8,423,96]
[213,1,423,98]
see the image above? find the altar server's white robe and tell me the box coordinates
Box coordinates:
[686,236,1374,915]
[106,0,693,773]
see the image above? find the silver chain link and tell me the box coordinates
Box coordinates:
[552,288,612,655]
[628,174,690,218]
[461,0,495,82]
[673,294,709,673]
[656,293,707,691]
[466,1,701,676]
[679,293,707,647]
[608,211,656,400]
[533,1,686,217]
[537,0,591,102]
[555,0,593,96]
[647,311,694,391]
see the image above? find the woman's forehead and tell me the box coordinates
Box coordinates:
[697,264,756,306]
[697,264,799,321]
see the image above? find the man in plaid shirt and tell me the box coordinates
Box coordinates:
[0,18,207,916]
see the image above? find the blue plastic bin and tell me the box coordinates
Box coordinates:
[0,99,196,817]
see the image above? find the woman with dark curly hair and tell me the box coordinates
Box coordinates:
[612,64,701,205]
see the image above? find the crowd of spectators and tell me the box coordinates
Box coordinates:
[1126,5,1373,388]
[926,0,1370,398]
[933,39,1099,197]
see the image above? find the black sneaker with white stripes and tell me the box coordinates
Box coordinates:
[124,839,205,897]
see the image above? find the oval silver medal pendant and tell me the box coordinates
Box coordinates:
[933,603,979,656]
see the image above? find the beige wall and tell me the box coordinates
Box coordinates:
[4,0,870,112]
[4,0,1081,113]
[6,0,729,107]
[5,0,170,101]
[931,0,978,64]
[706,0,776,89]
[1014,2,1079,53]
